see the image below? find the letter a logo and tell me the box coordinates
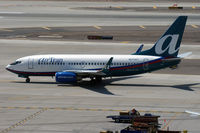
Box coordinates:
[155,34,179,55]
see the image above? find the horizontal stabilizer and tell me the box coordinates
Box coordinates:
[185,110,200,117]
[178,52,192,58]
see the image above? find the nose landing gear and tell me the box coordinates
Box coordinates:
[18,74,31,83]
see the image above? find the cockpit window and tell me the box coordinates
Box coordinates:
[10,61,22,65]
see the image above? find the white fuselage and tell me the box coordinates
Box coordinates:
[6,54,161,74]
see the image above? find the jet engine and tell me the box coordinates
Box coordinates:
[55,72,77,83]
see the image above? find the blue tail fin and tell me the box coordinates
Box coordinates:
[137,16,187,57]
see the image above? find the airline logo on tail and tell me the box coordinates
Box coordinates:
[136,16,187,57]
[155,34,179,55]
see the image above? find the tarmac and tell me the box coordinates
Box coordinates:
[0,0,200,133]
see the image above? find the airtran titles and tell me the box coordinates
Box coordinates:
[38,57,64,65]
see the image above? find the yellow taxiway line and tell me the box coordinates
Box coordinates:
[0,108,47,133]
[0,106,185,114]
[0,28,13,32]
[42,26,51,30]
[120,41,130,44]
[192,6,196,9]
[191,24,199,29]
[115,6,123,9]
[93,25,102,30]
[162,112,180,130]
[139,25,146,29]
[153,6,157,9]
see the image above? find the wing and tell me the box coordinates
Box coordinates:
[63,57,113,77]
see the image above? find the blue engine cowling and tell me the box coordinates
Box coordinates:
[55,72,77,83]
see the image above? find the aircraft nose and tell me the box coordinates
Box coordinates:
[6,64,11,71]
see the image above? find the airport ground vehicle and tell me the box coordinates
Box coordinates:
[107,114,133,123]
[106,109,183,133]
[107,109,155,123]
[107,110,141,123]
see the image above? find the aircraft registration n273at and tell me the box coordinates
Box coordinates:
[6,16,191,83]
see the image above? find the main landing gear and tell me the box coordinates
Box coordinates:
[95,77,102,82]
[90,76,102,83]
[26,77,30,83]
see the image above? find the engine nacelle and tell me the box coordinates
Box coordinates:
[55,72,77,83]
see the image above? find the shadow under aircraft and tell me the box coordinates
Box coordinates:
[109,82,199,91]
[58,76,140,95]
[13,77,199,95]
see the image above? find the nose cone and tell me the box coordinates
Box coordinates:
[6,64,12,71]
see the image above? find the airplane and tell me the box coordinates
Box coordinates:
[6,16,191,84]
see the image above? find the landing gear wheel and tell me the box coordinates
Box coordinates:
[115,119,120,123]
[95,77,102,82]
[26,78,30,83]
[90,77,94,81]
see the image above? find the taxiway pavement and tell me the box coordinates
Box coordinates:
[0,1,200,28]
